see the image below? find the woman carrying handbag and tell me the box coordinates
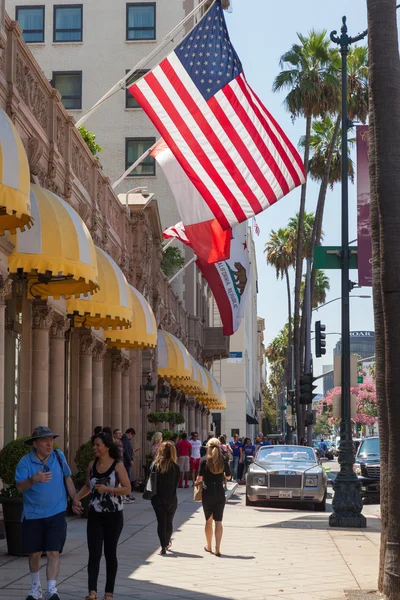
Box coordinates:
[195,438,232,557]
[149,442,180,555]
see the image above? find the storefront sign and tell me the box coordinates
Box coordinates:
[356,126,372,287]
[227,351,243,363]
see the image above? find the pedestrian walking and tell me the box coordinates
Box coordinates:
[241,437,256,480]
[176,432,191,488]
[229,433,242,481]
[150,441,181,555]
[121,428,136,504]
[112,429,123,461]
[72,432,131,600]
[196,438,231,557]
[15,426,76,600]
[190,431,202,485]
[219,435,232,461]
[151,431,163,458]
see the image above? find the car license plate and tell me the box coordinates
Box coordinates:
[279,490,292,499]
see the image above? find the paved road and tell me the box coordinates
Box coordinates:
[0,483,380,600]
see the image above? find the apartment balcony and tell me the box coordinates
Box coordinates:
[202,327,230,362]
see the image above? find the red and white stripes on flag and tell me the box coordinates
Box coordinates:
[128,0,305,231]
[163,222,190,245]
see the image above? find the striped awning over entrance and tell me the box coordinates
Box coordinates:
[8,184,98,299]
[107,285,157,349]
[0,108,33,235]
[157,330,192,382]
[67,246,132,330]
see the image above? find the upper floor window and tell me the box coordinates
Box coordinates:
[53,71,82,110]
[126,3,156,41]
[125,69,149,108]
[125,138,156,176]
[54,4,82,42]
[16,6,45,43]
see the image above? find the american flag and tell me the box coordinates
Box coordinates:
[129,0,305,231]
[253,218,260,236]
[163,222,190,245]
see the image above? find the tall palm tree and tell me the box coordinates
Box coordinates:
[273,31,340,435]
[367,0,400,596]
[301,269,330,309]
[264,228,295,390]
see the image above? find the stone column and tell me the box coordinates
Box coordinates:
[92,341,107,430]
[111,352,124,432]
[49,315,69,450]
[188,397,196,435]
[202,407,210,441]
[0,276,12,449]
[79,333,95,445]
[169,388,178,414]
[129,349,142,479]
[31,303,53,426]
[195,403,203,434]
[121,357,131,429]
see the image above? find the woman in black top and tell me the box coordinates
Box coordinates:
[196,438,231,557]
[151,441,181,555]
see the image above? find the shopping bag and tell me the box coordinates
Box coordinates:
[142,464,157,500]
[193,481,203,502]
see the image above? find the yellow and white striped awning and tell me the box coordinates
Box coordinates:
[0,108,33,235]
[8,184,98,299]
[202,368,226,410]
[107,285,157,349]
[179,356,208,396]
[67,247,132,330]
[157,330,192,382]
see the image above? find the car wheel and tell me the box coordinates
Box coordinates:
[314,495,327,512]
[245,495,256,506]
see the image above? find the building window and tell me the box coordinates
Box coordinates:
[16,6,45,43]
[53,72,82,110]
[125,138,156,176]
[125,69,148,108]
[126,3,156,40]
[53,4,82,42]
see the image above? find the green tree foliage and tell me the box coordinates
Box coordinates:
[78,126,103,156]
[313,413,333,437]
[161,247,185,278]
[261,384,277,434]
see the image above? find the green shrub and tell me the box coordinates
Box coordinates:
[78,126,103,156]
[74,440,95,483]
[146,429,175,442]
[161,246,184,278]
[147,411,184,425]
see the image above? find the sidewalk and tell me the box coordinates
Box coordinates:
[0,487,380,600]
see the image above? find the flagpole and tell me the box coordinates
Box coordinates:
[112,142,158,189]
[168,256,197,284]
[162,238,177,252]
[75,0,214,128]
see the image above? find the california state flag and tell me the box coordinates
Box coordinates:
[197,222,250,336]
[152,140,231,263]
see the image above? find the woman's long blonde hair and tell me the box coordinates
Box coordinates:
[153,441,177,474]
[151,431,163,445]
[206,437,225,474]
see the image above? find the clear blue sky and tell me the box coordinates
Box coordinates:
[225,1,373,389]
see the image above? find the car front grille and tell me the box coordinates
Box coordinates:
[365,465,380,478]
[269,474,302,488]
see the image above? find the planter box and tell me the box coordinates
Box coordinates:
[0,497,23,556]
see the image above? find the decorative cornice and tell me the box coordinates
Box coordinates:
[122,357,131,375]
[111,352,124,372]
[0,276,13,305]
[32,303,54,330]
[50,315,70,339]
[92,340,107,361]
[79,333,96,356]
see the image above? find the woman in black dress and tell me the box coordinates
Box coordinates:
[196,438,231,557]
[151,441,181,555]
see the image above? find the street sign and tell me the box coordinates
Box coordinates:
[313,246,358,270]
[358,375,364,384]
[227,351,242,363]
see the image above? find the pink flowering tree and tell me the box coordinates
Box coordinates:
[316,378,377,428]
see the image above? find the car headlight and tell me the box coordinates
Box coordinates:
[354,464,362,475]
[305,476,318,487]
[253,475,266,486]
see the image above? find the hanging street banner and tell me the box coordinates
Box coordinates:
[356,126,372,287]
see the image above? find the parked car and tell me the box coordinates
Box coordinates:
[246,445,328,511]
[354,437,380,502]
[324,441,335,461]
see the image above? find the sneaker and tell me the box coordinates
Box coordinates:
[124,498,133,504]
[26,585,43,600]
[44,593,60,600]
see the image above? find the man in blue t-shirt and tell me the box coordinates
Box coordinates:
[259,436,271,447]
[229,434,242,480]
[319,438,328,458]
[15,426,76,600]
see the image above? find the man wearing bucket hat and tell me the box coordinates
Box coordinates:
[15,426,76,600]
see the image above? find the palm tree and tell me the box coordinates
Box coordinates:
[367,1,400,596]
[301,269,330,309]
[287,211,316,260]
[264,228,295,390]
[273,31,340,435]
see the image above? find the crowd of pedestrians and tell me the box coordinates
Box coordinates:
[15,424,272,600]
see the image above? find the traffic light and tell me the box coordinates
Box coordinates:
[315,321,326,357]
[287,390,295,407]
[299,372,318,405]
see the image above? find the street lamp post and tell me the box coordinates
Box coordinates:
[329,16,367,528]
[312,295,371,311]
